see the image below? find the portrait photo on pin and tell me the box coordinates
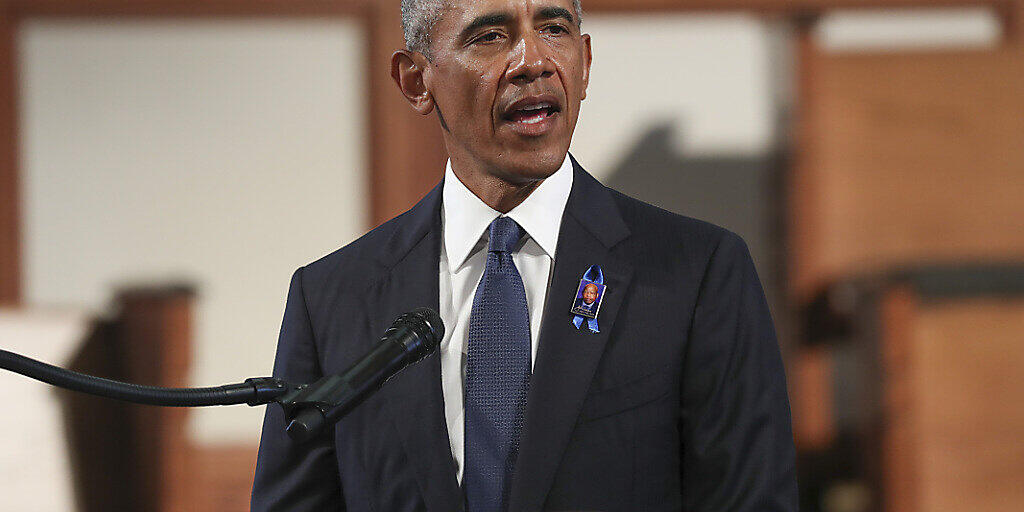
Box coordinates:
[570,279,606,319]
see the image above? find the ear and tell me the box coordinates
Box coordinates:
[580,33,593,101]
[391,50,435,115]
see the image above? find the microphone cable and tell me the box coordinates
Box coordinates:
[0,306,443,440]
[0,348,286,407]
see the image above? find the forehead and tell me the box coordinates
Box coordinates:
[440,0,576,27]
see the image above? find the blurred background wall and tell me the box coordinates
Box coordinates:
[20,17,367,444]
[1,1,1022,511]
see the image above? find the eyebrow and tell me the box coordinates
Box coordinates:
[537,6,575,25]
[458,6,576,42]
[459,12,512,41]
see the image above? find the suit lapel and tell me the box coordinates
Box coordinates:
[366,160,632,511]
[369,183,463,511]
[509,160,634,511]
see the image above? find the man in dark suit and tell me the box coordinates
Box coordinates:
[251,0,797,510]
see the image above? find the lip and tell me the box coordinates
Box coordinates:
[503,94,562,116]
[500,94,562,137]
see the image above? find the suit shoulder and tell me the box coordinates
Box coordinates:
[297,212,408,293]
[607,187,740,252]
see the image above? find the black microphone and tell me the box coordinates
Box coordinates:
[281,307,444,442]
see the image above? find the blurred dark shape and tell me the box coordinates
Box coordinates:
[795,264,1024,512]
[58,285,220,512]
[60,317,137,511]
[602,122,793,351]
[603,123,779,273]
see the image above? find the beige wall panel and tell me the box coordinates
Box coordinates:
[19,19,367,444]
[885,297,1024,511]
[571,13,775,178]
[0,308,90,511]
[794,45,1024,297]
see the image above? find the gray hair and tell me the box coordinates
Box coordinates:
[401,0,583,55]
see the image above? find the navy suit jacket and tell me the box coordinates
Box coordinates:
[251,157,798,511]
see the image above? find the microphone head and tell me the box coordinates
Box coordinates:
[280,308,446,443]
[389,307,444,360]
[409,307,444,346]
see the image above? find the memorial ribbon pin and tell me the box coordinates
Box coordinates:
[570,264,606,333]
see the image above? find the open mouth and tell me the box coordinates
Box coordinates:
[501,96,563,135]
[504,102,561,125]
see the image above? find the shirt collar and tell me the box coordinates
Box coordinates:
[442,154,574,272]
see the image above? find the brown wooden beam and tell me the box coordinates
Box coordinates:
[9,0,368,17]
[788,15,820,303]
[3,0,1017,235]
[118,287,197,512]
[581,0,1007,14]
[1005,0,1024,45]
[0,2,20,306]
[8,0,1009,17]
[367,0,447,226]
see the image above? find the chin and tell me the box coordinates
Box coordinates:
[492,145,569,183]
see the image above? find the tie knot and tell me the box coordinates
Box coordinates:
[487,216,523,253]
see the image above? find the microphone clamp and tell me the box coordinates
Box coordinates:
[277,307,444,442]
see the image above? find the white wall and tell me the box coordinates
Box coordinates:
[567,8,1001,178]
[19,19,367,444]
[569,13,776,179]
[0,308,90,511]
[816,7,1000,52]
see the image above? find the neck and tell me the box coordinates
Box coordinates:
[448,155,543,214]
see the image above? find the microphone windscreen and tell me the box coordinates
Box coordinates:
[410,307,444,348]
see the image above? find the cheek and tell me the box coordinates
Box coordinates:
[555,54,586,98]
[443,69,500,122]
[473,69,503,104]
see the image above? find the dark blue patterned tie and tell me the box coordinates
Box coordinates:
[464,216,531,512]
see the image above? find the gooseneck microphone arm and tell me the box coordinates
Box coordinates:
[0,307,443,442]
[0,348,288,406]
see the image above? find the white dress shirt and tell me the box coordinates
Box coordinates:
[438,155,574,483]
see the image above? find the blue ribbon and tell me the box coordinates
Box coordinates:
[571,265,604,333]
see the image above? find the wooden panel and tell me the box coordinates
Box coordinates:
[583,0,1006,13]
[910,298,1024,511]
[1009,0,1024,43]
[60,287,199,512]
[59,320,135,512]
[9,0,367,17]
[64,288,263,512]
[192,445,259,512]
[792,345,837,450]
[882,291,1024,511]
[880,286,918,512]
[6,0,1007,16]
[367,0,447,226]
[119,288,196,512]
[0,3,19,306]
[792,42,1024,298]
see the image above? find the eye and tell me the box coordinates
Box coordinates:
[543,24,569,35]
[474,31,504,44]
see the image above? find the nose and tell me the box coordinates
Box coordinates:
[506,33,555,84]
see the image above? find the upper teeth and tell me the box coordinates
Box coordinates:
[522,102,550,111]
